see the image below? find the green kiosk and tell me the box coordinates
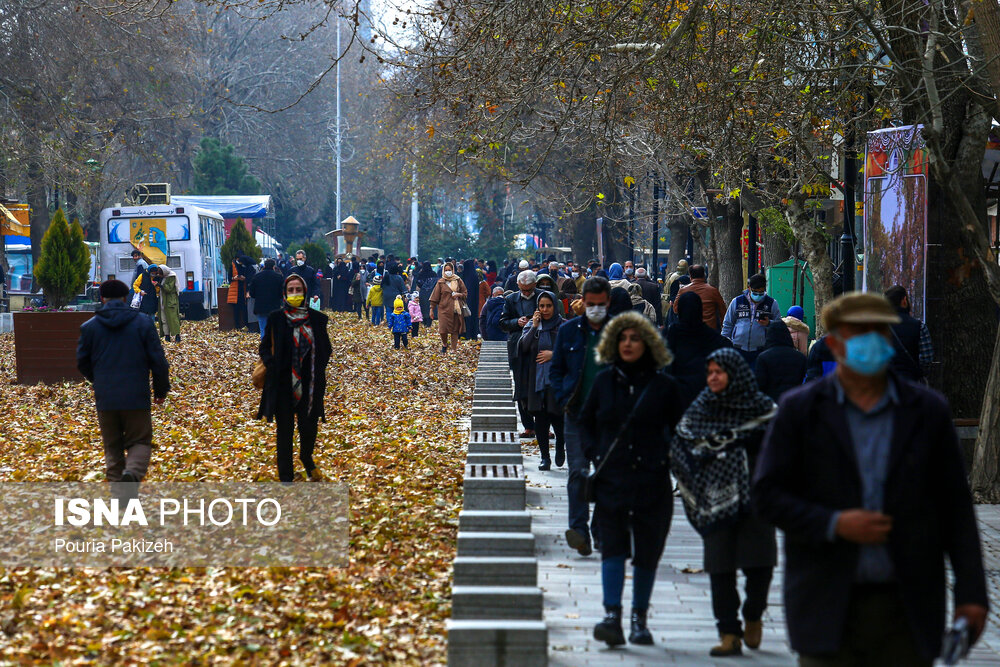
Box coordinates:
[765,259,815,342]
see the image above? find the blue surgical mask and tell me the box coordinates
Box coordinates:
[840,331,895,376]
[749,291,765,303]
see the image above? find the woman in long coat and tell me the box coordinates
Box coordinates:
[517,291,564,470]
[673,347,777,656]
[257,274,333,483]
[579,311,684,648]
[151,265,181,341]
[666,291,732,410]
[429,261,467,353]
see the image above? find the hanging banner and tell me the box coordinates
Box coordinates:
[863,125,928,320]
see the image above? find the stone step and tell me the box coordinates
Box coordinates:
[459,510,532,533]
[467,441,522,455]
[457,531,535,557]
[463,470,525,510]
[447,619,547,667]
[470,416,518,431]
[451,586,544,621]
[452,556,538,586]
[467,452,522,466]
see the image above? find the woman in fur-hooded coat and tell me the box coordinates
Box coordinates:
[578,310,685,646]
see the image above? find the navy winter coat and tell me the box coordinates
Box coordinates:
[549,315,606,411]
[77,300,170,410]
[479,296,507,341]
[754,320,807,402]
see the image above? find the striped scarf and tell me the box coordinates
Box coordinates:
[284,304,315,411]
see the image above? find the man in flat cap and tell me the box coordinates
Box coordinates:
[77,279,170,488]
[752,292,987,665]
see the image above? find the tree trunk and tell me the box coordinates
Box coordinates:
[716,199,744,302]
[785,196,835,336]
[26,150,50,272]
[571,204,597,265]
[971,325,1000,501]
[667,218,688,272]
[761,230,790,271]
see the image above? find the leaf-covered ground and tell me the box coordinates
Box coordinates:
[0,314,478,665]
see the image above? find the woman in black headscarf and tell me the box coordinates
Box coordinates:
[673,348,777,657]
[257,274,333,483]
[517,291,565,470]
[416,261,437,323]
[332,257,351,312]
[607,285,632,319]
[461,258,480,339]
[666,291,733,411]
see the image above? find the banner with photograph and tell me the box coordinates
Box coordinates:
[863,125,928,319]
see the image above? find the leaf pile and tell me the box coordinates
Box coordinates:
[0,315,478,665]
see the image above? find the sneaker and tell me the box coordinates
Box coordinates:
[538,459,551,471]
[593,607,626,647]
[564,528,592,556]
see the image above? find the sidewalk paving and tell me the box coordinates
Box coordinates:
[522,441,1000,666]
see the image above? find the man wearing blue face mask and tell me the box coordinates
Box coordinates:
[752,292,987,666]
[722,273,782,369]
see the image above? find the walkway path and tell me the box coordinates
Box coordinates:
[522,440,1000,665]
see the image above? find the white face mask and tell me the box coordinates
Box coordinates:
[444,270,454,278]
[296,259,305,266]
[585,305,608,323]
[571,271,579,278]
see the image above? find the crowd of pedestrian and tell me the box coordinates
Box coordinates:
[77,245,988,663]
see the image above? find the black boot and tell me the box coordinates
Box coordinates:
[593,606,625,647]
[629,608,654,645]
[538,459,551,471]
[554,442,565,468]
[174,334,181,342]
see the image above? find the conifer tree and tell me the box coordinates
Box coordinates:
[33,209,90,309]
[220,219,261,279]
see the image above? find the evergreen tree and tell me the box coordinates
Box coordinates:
[192,137,261,195]
[220,219,261,279]
[299,240,330,268]
[33,209,91,309]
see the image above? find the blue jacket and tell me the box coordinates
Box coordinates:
[77,300,170,411]
[549,315,605,411]
[479,296,507,341]
[721,290,781,351]
[386,310,412,333]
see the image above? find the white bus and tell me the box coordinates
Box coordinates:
[99,203,227,319]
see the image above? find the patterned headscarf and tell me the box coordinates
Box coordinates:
[676,348,776,440]
[283,274,315,411]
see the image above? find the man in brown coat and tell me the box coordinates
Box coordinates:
[673,264,727,331]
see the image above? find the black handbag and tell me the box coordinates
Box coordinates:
[582,384,653,504]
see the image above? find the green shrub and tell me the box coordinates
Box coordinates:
[299,241,331,269]
[220,219,261,277]
[33,209,91,309]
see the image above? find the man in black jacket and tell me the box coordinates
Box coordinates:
[248,259,284,341]
[753,292,987,665]
[884,285,933,382]
[499,269,539,437]
[289,250,319,300]
[77,280,170,485]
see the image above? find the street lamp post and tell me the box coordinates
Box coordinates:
[841,137,857,292]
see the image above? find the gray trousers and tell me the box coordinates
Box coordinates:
[98,409,153,482]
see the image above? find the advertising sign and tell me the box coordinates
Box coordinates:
[863,125,928,320]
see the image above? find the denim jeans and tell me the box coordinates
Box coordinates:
[259,316,268,341]
[371,306,384,326]
[563,413,593,540]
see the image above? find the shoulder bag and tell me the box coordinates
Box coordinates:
[582,383,654,504]
[252,329,275,390]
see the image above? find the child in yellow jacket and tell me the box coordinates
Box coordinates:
[366,276,384,326]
